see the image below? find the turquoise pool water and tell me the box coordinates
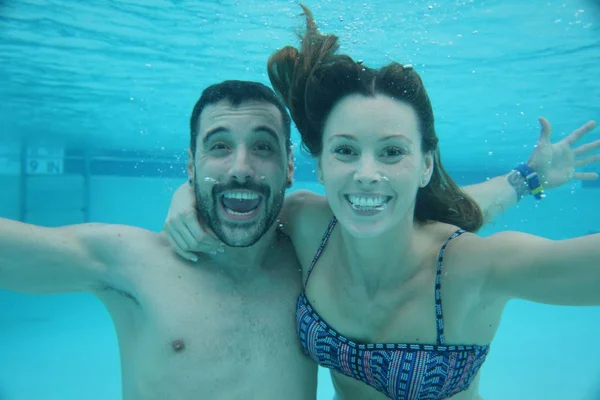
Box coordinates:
[1,0,600,399]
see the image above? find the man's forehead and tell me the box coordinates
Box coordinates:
[198,100,284,134]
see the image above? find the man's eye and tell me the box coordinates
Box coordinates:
[255,143,272,152]
[210,143,228,151]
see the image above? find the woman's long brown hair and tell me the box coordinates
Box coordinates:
[267,5,483,232]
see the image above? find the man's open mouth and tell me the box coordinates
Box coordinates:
[220,190,263,216]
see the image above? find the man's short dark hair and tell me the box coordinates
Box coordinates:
[190,80,292,155]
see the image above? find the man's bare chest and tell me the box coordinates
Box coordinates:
[98,261,304,375]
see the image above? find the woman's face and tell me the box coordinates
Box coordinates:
[318,94,433,238]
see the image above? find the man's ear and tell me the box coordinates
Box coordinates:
[187,148,195,184]
[286,151,295,188]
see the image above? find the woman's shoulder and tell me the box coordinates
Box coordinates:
[277,190,337,273]
[418,221,486,265]
[280,189,334,242]
[420,221,491,283]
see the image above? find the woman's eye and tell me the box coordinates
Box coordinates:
[334,145,356,156]
[382,147,405,157]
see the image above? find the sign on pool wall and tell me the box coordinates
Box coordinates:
[26,146,64,175]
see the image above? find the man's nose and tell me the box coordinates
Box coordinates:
[228,148,255,183]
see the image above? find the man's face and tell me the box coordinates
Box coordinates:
[189,100,294,247]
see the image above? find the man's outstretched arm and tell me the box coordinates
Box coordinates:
[0,217,122,294]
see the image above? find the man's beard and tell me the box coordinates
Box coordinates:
[195,178,286,247]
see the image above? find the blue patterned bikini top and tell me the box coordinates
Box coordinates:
[296,217,490,399]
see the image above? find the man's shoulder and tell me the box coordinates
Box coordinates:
[78,223,158,246]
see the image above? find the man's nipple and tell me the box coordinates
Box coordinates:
[172,339,185,352]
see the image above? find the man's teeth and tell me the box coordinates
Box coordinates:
[347,195,388,207]
[227,209,253,215]
[223,191,259,200]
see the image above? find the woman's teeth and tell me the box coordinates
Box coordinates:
[347,195,389,210]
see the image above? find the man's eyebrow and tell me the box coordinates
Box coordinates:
[202,126,228,146]
[202,125,281,146]
[252,125,280,144]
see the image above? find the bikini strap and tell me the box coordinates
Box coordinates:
[434,229,465,346]
[303,217,338,287]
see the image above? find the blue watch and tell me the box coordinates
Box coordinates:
[514,164,545,200]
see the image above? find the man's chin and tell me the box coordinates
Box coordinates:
[212,221,268,248]
[218,233,263,248]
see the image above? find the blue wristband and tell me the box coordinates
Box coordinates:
[514,164,545,200]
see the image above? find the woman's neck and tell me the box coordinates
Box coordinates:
[337,216,425,298]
